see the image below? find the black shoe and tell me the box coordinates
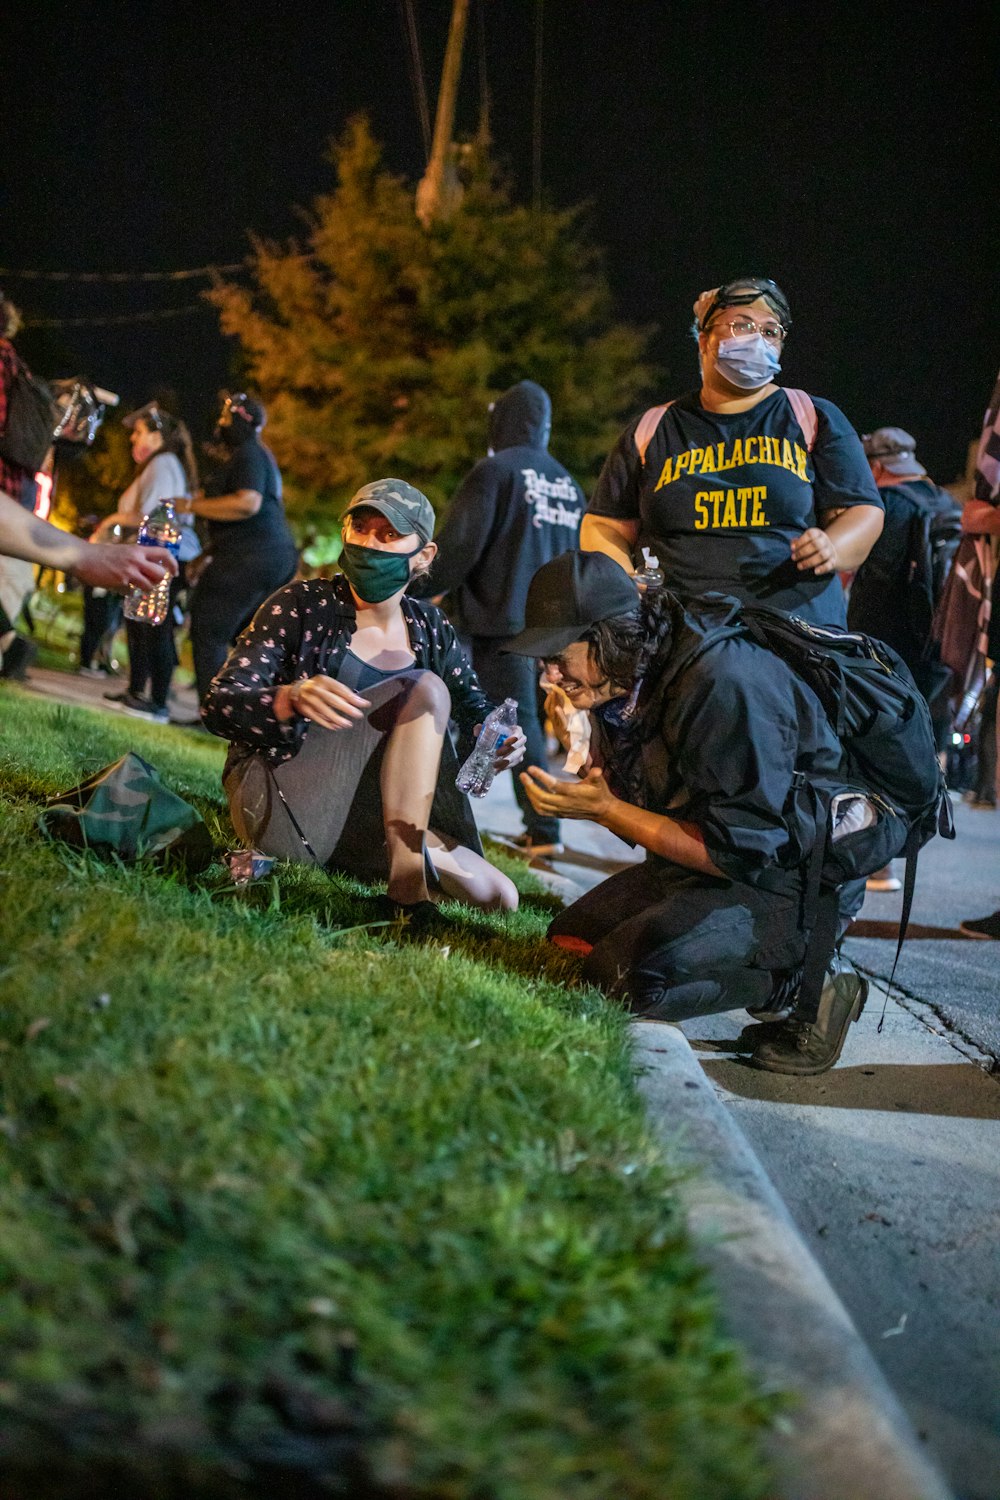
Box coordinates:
[369,894,448,937]
[110,691,169,723]
[0,634,38,681]
[959,911,1000,940]
[751,959,868,1076]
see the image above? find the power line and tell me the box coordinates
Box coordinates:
[23,304,211,329]
[0,262,245,283]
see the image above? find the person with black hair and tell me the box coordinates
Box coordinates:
[187,393,298,703]
[92,400,201,720]
[582,277,884,625]
[508,549,869,1077]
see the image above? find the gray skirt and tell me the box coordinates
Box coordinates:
[223,670,483,880]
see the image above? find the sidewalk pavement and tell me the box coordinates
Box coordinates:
[15,664,994,1497]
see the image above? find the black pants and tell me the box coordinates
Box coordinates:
[190,547,297,702]
[125,570,186,709]
[549,858,807,1021]
[79,588,122,669]
[465,635,559,843]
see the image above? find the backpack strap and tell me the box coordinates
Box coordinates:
[634,402,674,465]
[784,388,818,452]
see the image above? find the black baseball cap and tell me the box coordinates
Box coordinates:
[220,392,266,430]
[504,551,641,658]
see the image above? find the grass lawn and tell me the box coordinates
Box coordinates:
[0,684,773,1499]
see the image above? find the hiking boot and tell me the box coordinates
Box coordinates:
[751,958,868,1076]
[959,910,1000,940]
[866,862,901,893]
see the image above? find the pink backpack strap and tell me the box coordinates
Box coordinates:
[784,387,818,451]
[634,402,673,464]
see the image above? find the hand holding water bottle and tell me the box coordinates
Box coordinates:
[455,697,526,797]
[123,502,182,625]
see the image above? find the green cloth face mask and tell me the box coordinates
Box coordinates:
[339,538,424,603]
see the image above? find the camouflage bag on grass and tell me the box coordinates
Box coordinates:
[38,751,214,869]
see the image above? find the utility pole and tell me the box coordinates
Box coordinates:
[415,0,469,228]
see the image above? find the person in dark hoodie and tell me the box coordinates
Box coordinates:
[507,550,870,1078]
[410,380,584,856]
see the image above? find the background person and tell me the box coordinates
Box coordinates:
[187,393,298,703]
[847,425,962,891]
[93,401,201,721]
[410,380,584,857]
[202,479,524,921]
[581,276,884,625]
[509,550,868,1077]
[0,290,44,679]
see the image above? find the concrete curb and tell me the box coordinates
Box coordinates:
[632,1021,953,1500]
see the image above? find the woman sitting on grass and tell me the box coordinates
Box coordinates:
[202,479,524,923]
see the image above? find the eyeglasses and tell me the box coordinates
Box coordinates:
[715,317,786,344]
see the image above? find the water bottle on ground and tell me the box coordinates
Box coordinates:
[455,697,518,798]
[123,502,182,626]
[633,547,663,596]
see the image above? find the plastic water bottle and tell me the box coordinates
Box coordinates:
[633,546,664,596]
[123,502,182,626]
[455,697,518,798]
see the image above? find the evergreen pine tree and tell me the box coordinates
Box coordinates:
[208,118,654,524]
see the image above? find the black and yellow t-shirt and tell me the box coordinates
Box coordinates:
[588,388,882,624]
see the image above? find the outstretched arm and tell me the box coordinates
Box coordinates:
[0,491,176,591]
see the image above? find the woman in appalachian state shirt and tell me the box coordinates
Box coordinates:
[582,278,883,625]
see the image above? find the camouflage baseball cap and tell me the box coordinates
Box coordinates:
[343,478,435,543]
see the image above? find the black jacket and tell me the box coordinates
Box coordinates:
[410,381,584,637]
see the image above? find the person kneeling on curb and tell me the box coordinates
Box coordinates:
[507,550,868,1076]
[202,479,524,925]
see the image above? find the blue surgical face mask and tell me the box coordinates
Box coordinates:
[714,334,782,391]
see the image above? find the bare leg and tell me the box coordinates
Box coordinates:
[426,829,519,911]
[378,672,452,906]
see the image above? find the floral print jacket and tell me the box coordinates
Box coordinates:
[201,574,494,765]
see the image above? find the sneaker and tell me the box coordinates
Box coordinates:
[866,862,902,893]
[506,832,565,859]
[751,958,868,1076]
[114,691,169,722]
[77,664,107,679]
[959,911,1000,940]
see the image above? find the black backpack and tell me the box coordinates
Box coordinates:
[0,355,56,472]
[739,607,955,1023]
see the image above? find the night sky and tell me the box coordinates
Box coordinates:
[4,0,997,485]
